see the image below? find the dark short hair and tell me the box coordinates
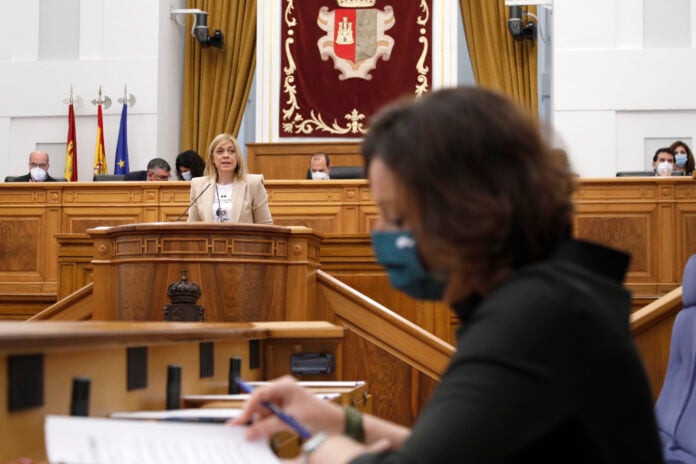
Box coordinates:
[147,157,171,172]
[653,147,675,162]
[362,87,575,289]
[310,152,330,167]
[175,150,205,179]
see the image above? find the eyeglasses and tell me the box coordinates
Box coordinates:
[148,171,171,181]
[30,163,48,169]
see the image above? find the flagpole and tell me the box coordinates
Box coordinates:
[64,85,79,182]
[92,86,110,175]
[114,85,132,175]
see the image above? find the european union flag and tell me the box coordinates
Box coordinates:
[114,103,129,175]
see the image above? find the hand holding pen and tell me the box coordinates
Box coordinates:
[235,378,312,439]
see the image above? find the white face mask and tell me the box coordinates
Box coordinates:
[657,161,673,176]
[30,167,48,181]
[311,171,330,180]
[181,171,192,181]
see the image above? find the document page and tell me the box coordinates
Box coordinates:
[45,415,279,464]
[109,407,242,422]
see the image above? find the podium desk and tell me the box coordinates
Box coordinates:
[87,223,323,322]
[0,320,344,462]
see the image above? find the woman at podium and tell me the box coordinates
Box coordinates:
[187,133,273,224]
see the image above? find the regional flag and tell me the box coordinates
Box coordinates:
[64,103,78,181]
[114,103,129,175]
[93,104,107,175]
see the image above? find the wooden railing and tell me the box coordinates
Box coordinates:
[630,287,683,399]
[317,270,454,380]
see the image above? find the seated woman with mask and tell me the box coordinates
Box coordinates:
[186,134,272,224]
[231,87,663,463]
[175,150,205,181]
[670,140,695,176]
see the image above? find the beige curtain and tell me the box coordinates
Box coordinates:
[180,0,257,158]
[459,1,538,116]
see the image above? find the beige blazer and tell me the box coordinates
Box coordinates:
[186,174,273,224]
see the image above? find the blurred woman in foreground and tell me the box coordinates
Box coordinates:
[233,87,663,463]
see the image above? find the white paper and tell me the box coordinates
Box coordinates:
[109,408,242,422]
[248,380,364,388]
[184,392,340,403]
[45,415,279,464]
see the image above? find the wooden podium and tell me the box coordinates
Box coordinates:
[88,223,323,322]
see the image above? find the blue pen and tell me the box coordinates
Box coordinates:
[236,378,312,439]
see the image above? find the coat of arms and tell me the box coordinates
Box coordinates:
[317,0,395,80]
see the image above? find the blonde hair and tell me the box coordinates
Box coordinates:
[204,133,247,181]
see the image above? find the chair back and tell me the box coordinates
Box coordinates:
[93,174,125,181]
[4,176,19,182]
[306,166,365,179]
[655,254,696,461]
[615,171,655,177]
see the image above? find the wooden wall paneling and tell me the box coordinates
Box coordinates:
[573,203,658,287]
[284,231,322,321]
[62,185,146,232]
[0,294,57,320]
[271,204,345,234]
[675,183,696,282]
[55,234,93,299]
[267,181,365,234]
[159,185,193,222]
[247,142,363,180]
[358,187,379,233]
[0,206,56,295]
[656,183,677,287]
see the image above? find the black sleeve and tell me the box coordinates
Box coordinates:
[350,275,576,464]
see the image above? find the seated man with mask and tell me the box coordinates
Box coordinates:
[308,152,331,180]
[11,151,59,182]
[653,147,676,177]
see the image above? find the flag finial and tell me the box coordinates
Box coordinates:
[118,84,136,108]
[91,85,112,109]
[62,84,83,108]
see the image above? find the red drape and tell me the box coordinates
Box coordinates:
[279,0,432,138]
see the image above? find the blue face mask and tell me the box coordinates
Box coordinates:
[676,153,688,167]
[371,230,446,300]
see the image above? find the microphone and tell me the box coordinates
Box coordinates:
[176,181,212,221]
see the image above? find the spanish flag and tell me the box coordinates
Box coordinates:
[64,103,78,181]
[93,104,107,175]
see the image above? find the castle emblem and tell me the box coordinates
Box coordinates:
[317,1,395,80]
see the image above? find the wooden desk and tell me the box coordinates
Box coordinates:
[0,320,344,462]
[3,177,696,332]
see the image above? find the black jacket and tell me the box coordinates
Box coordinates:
[352,240,664,464]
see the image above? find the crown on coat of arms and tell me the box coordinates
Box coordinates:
[336,0,376,7]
